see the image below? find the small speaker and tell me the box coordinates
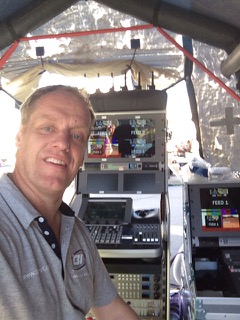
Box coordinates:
[131,39,140,49]
[36,46,45,57]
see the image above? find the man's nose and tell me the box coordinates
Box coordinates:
[54,131,70,151]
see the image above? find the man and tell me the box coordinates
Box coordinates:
[0,85,139,320]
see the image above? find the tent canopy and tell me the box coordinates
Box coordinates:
[0,0,240,88]
[0,0,240,170]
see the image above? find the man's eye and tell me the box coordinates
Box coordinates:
[72,133,87,145]
[72,133,82,140]
[43,126,53,132]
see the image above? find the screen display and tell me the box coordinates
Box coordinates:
[87,117,155,159]
[83,200,127,223]
[200,187,240,232]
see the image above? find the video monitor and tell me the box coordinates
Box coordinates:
[85,111,165,163]
[200,187,240,231]
[78,197,133,224]
[188,182,240,238]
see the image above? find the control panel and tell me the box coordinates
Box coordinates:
[86,223,161,258]
[110,273,161,300]
[78,197,162,258]
[87,224,160,246]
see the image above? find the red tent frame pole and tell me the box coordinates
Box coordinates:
[0,41,19,69]
[0,24,153,69]
[19,24,153,41]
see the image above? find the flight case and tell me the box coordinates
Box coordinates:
[182,180,240,319]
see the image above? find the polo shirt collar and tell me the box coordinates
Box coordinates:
[0,173,74,230]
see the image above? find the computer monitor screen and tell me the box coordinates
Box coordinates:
[200,187,240,232]
[188,183,240,237]
[88,117,155,159]
[86,112,164,162]
[78,198,133,224]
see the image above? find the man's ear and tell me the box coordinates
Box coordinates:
[15,126,24,149]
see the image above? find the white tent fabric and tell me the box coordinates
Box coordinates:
[4,60,180,102]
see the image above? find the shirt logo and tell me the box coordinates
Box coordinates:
[72,250,86,270]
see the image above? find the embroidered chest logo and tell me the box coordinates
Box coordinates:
[72,250,86,270]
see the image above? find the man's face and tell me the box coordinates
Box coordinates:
[15,89,91,197]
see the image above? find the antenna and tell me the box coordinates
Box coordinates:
[148,71,156,90]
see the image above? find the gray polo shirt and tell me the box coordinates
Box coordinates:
[0,173,117,320]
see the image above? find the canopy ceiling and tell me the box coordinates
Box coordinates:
[1,0,240,52]
[0,0,240,89]
[0,0,240,170]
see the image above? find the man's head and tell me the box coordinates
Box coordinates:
[12,85,95,199]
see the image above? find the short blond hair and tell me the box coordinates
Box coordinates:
[20,85,95,132]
